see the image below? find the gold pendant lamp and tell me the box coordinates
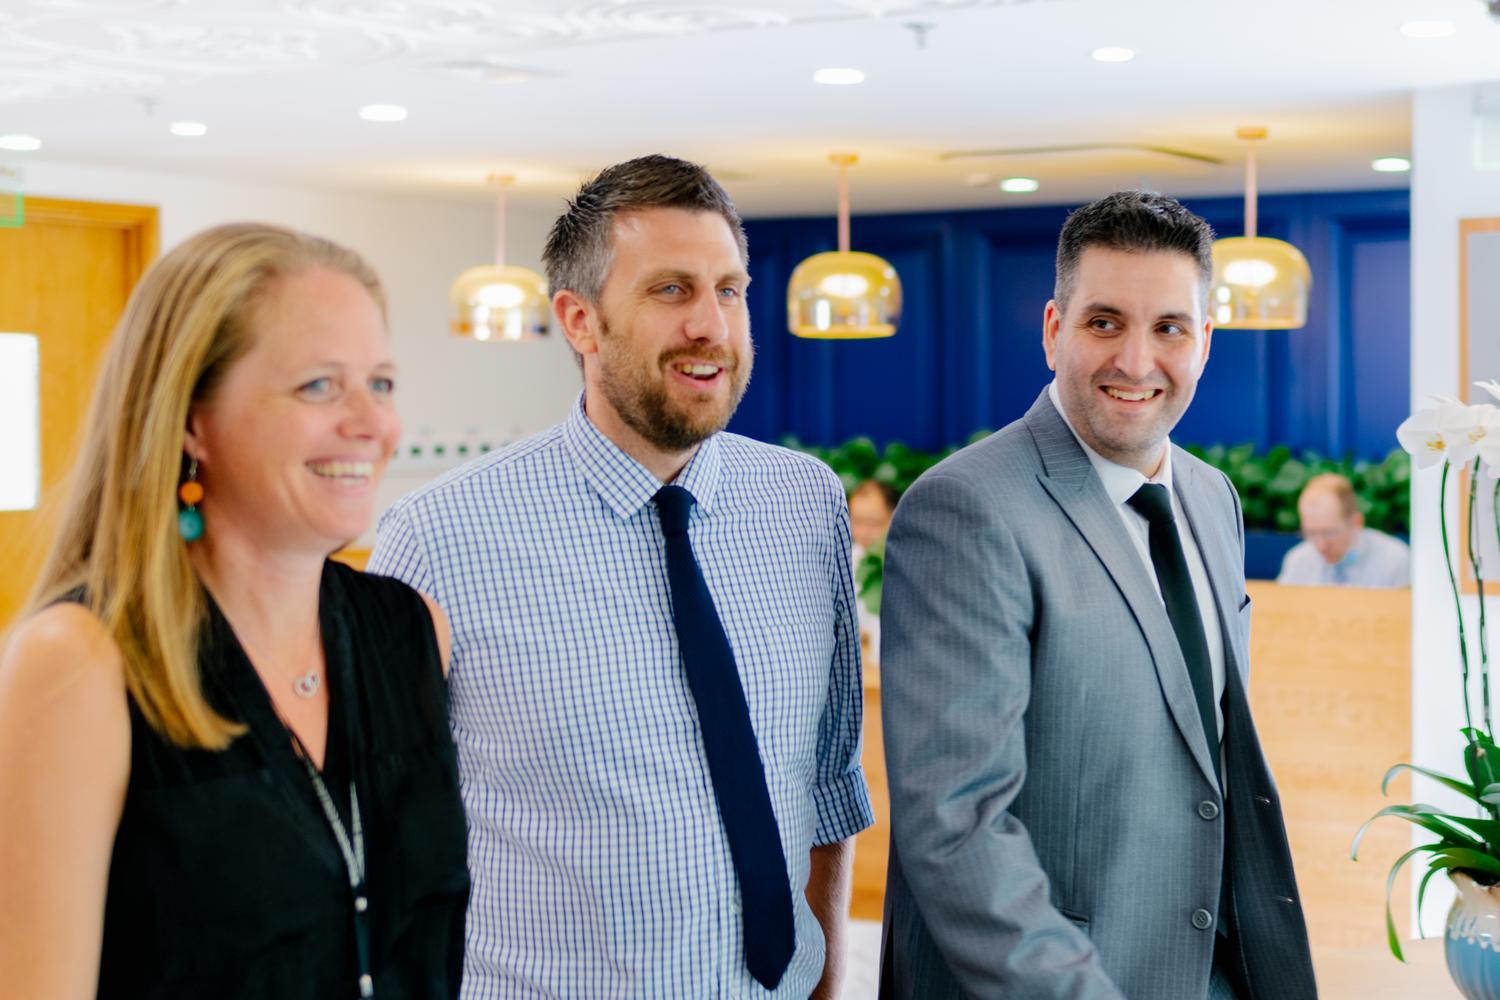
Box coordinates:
[449,174,550,342]
[1210,127,1312,330]
[787,153,902,339]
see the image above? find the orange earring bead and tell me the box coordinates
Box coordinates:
[178,480,204,506]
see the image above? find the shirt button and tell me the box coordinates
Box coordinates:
[1192,908,1214,931]
[1198,800,1220,821]
[354,895,369,913]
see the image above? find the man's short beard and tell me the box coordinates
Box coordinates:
[595,317,752,453]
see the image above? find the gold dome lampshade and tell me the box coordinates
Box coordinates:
[1209,127,1312,330]
[449,175,550,342]
[788,154,902,339]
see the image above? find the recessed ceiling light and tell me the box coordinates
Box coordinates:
[0,134,41,152]
[813,67,865,86]
[359,104,408,122]
[1400,20,1456,38]
[170,121,207,137]
[999,177,1041,193]
[1372,156,1412,173]
[1091,46,1135,63]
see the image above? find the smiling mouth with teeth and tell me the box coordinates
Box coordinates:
[672,362,723,381]
[309,460,376,480]
[1102,386,1162,402]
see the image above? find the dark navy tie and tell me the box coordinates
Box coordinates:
[1125,483,1220,782]
[654,484,795,990]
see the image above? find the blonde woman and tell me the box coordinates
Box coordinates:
[0,224,468,999]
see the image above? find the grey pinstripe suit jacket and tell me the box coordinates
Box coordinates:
[878,390,1316,999]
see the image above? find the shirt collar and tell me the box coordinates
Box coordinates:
[1047,380,1173,507]
[1334,529,1367,570]
[562,393,724,520]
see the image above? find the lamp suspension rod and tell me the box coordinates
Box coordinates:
[1243,141,1258,240]
[1235,127,1266,240]
[836,160,851,254]
[489,173,513,266]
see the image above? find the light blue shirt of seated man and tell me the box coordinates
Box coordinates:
[1276,472,1409,588]
[369,394,873,998]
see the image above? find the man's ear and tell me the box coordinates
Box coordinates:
[554,289,600,358]
[1042,300,1062,372]
[1198,320,1213,371]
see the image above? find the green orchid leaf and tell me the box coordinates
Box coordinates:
[1463,733,1500,798]
[1384,845,1435,961]
[1352,805,1482,860]
[1426,846,1500,879]
[1416,864,1446,941]
[1382,763,1478,801]
[1435,813,1500,847]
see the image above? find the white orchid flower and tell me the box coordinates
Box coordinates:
[1469,404,1500,475]
[1439,402,1497,465]
[1476,380,1500,404]
[1398,400,1480,468]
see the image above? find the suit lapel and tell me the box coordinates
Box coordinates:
[1025,391,1219,788]
[1172,456,1249,679]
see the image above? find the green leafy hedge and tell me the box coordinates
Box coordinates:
[784,434,1410,537]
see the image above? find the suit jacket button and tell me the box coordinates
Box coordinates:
[1192,908,1214,931]
[1198,800,1220,820]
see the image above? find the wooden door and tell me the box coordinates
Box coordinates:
[0,197,157,629]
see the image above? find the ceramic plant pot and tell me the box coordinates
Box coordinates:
[1448,871,1500,999]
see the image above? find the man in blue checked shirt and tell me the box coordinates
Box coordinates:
[370,155,873,999]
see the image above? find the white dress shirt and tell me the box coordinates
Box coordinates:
[1278,528,1410,588]
[1048,381,1227,749]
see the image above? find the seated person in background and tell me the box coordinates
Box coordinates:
[849,479,897,560]
[0,223,468,999]
[849,479,898,650]
[1277,472,1409,587]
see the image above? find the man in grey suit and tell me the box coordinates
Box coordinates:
[878,191,1316,999]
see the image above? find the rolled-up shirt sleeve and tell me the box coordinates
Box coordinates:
[811,492,875,846]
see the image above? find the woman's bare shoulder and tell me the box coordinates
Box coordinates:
[1,602,128,717]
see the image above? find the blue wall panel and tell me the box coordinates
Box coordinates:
[728,189,1410,460]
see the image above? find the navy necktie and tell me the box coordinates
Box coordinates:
[654,484,795,990]
[1125,483,1220,783]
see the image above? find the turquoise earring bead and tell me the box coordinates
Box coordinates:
[178,507,204,542]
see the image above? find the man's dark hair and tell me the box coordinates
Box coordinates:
[1054,190,1215,309]
[543,154,748,305]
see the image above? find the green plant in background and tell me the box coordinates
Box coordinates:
[781,430,995,499]
[786,433,1412,615]
[785,434,1411,538]
[854,536,884,616]
[1184,443,1410,537]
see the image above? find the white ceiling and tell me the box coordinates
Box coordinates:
[2,0,1498,216]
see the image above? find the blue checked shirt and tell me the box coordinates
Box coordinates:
[369,396,874,998]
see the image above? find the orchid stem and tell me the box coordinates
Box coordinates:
[1469,462,1492,740]
[1442,462,1477,739]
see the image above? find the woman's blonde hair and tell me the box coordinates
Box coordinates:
[24,222,386,749]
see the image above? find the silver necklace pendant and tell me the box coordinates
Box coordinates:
[292,670,321,699]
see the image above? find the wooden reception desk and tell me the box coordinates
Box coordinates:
[852,582,1416,965]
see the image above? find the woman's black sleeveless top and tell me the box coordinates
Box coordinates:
[94,561,469,999]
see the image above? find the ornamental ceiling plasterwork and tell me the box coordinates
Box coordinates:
[0,0,1058,103]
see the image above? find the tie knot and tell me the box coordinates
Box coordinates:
[655,484,695,536]
[1126,482,1175,526]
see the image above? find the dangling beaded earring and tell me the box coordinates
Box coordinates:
[178,458,205,542]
